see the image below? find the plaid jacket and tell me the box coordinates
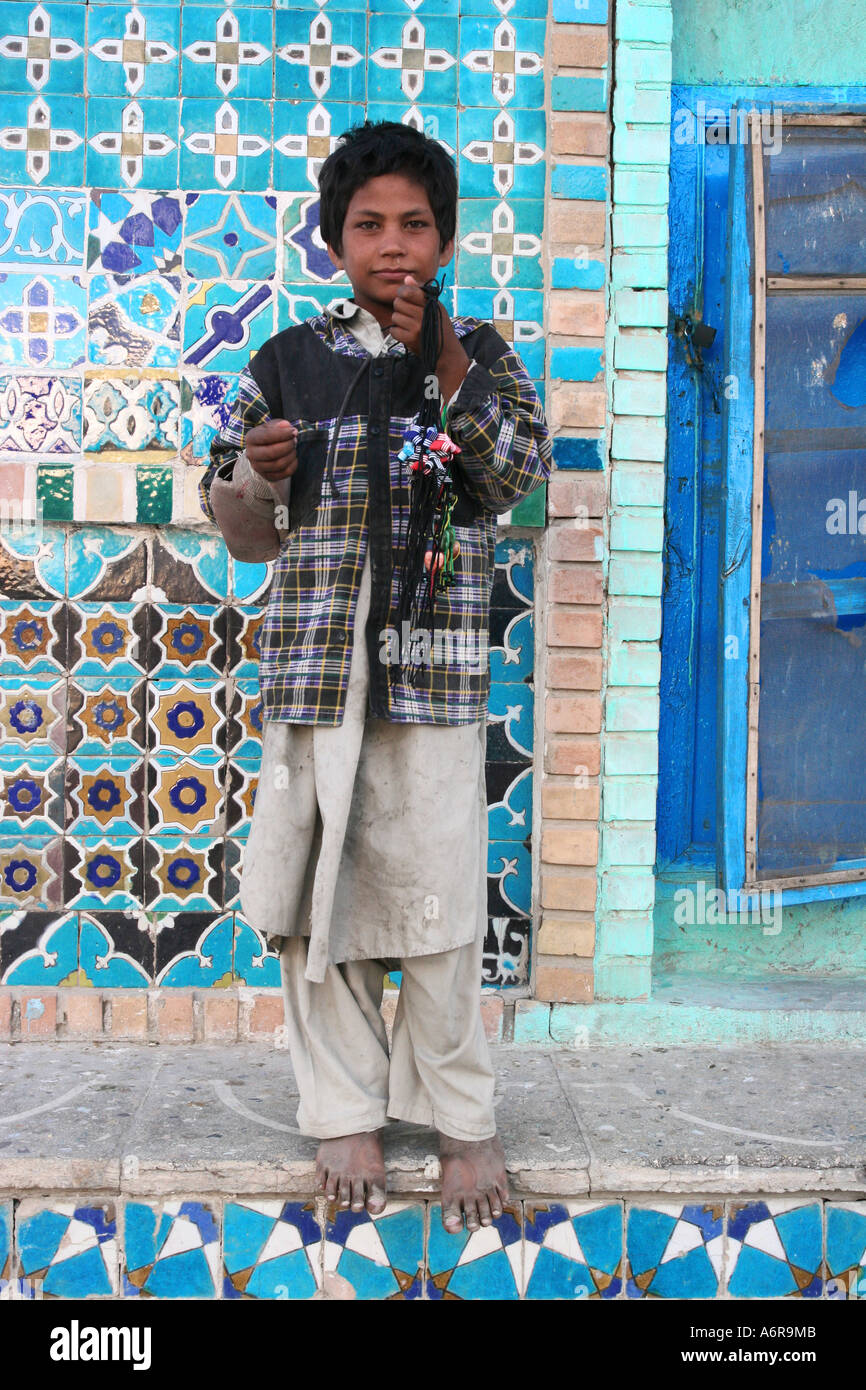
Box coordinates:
[198,308,551,725]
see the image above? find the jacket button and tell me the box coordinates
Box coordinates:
[334,629,348,643]
[373,365,384,377]
[369,423,380,435]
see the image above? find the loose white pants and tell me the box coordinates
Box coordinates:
[277,922,497,1143]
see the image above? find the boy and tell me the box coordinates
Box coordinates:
[199,121,551,1234]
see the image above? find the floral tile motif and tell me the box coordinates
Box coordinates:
[65,756,146,836]
[482,915,529,987]
[184,278,274,370]
[0,4,85,94]
[0,753,65,835]
[184,191,277,280]
[88,272,181,368]
[83,375,180,453]
[87,3,180,98]
[275,281,345,331]
[487,840,530,918]
[0,908,77,983]
[458,106,545,199]
[281,192,350,285]
[147,679,225,761]
[0,273,86,368]
[223,758,258,844]
[486,762,531,841]
[78,909,153,985]
[181,7,273,99]
[147,603,227,678]
[145,834,223,911]
[153,910,232,983]
[0,93,86,188]
[65,527,149,602]
[86,97,180,191]
[458,198,544,289]
[0,189,86,266]
[180,98,271,191]
[426,1206,522,1299]
[324,1204,425,1299]
[275,9,366,102]
[87,190,183,276]
[626,1203,724,1299]
[231,916,280,986]
[17,1201,117,1298]
[0,375,82,453]
[224,1200,321,1299]
[63,836,145,910]
[271,99,346,191]
[0,677,66,753]
[458,17,545,110]
[458,286,545,378]
[180,372,239,466]
[825,1203,866,1301]
[524,1202,624,1299]
[67,602,148,676]
[489,609,533,686]
[67,677,147,756]
[151,529,230,604]
[487,684,533,761]
[148,758,224,836]
[226,676,262,761]
[367,15,458,105]
[123,1200,220,1298]
[725,1200,823,1299]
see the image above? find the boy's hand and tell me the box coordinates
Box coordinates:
[246,420,298,482]
[388,277,468,393]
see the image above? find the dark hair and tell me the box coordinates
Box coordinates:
[318,121,457,257]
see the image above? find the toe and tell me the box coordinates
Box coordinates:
[441,1203,464,1234]
[337,1175,352,1209]
[350,1178,365,1213]
[324,1169,339,1202]
[366,1181,387,1216]
[464,1200,481,1233]
[476,1194,493,1227]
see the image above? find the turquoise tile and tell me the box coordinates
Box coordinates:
[123,1200,219,1298]
[1,910,77,984]
[65,835,145,910]
[181,372,240,466]
[0,272,86,368]
[64,755,144,837]
[146,834,223,913]
[86,97,180,191]
[458,107,546,199]
[88,271,181,368]
[487,763,531,842]
[184,278,274,370]
[364,102,458,161]
[551,345,604,381]
[87,4,180,98]
[281,191,350,284]
[552,0,607,20]
[627,1203,723,1299]
[180,6,273,99]
[826,1203,866,1300]
[18,1203,117,1298]
[457,199,543,290]
[274,281,344,331]
[489,609,534,684]
[726,1201,823,1299]
[0,189,86,266]
[0,4,86,94]
[232,917,281,987]
[427,1207,521,1299]
[79,913,151,986]
[324,1205,425,1299]
[0,375,82,453]
[524,1202,623,1298]
[155,909,232,983]
[180,97,271,190]
[66,526,148,599]
[453,286,544,378]
[272,99,353,192]
[0,94,85,187]
[488,838,531,917]
[87,190,183,276]
[551,75,607,113]
[458,18,545,111]
[367,15,458,106]
[275,10,366,102]
[184,192,277,279]
[224,1201,321,1298]
[552,255,606,291]
[0,1202,10,1282]
[552,164,608,199]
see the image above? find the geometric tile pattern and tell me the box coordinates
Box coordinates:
[0,0,546,992]
[5,1198,859,1299]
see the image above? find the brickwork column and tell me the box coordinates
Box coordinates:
[537,0,611,1003]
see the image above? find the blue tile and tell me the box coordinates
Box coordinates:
[0,1202,11,1282]
[550,345,604,381]
[184,278,274,371]
[427,1207,521,1299]
[87,190,183,276]
[487,763,531,841]
[155,913,232,984]
[180,97,271,190]
[0,189,85,266]
[184,192,277,279]
[458,107,546,199]
[552,0,608,21]
[552,255,606,291]
[725,1201,822,1299]
[367,15,458,105]
[324,1204,425,1299]
[87,4,180,98]
[458,199,543,290]
[525,1202,623,1298]
[181,372,240,466]
[123,1200,219,1298]
[0,4,86,94]
[551,75,607,113]
[2,911,77,984]
[79,914,150,986]
[181,7,273,99]
[552,436,605,470]
[488,838,531,917]
[552,164,608,200]
[18,1202,117,1297]
[275,10,366,102]
[0,272,86,367]
[86,98,180,191]
[458,18,545,111]
[281,191,350,285]
[88,272,181,368]
[224,1201,321,1299]
[272,99,350,192]
[489,608,533,685]
[487,682,534,761]
[826,1204,866,1300]
[0,374,82,452]
[0,94,85,187]
[454,286,544,378]
[232,917,281,987]
[627,1203,723,1299]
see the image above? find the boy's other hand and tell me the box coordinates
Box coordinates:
[246,420,298,481]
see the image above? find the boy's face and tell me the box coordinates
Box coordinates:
[326,173,454,331]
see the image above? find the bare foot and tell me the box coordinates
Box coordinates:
[439,1132,509,1234]
[316,1130,387,1215]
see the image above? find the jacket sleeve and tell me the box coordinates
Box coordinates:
[444,325,552,515]
[197,367,289,563]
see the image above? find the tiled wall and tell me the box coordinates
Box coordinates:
[4,1193,863,1298]
[0,0,550,1002]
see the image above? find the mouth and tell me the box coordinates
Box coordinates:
[373,270,411,281]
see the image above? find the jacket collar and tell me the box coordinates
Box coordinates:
[308,297,484,359]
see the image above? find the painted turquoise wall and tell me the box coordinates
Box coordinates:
[672,0,866,84]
